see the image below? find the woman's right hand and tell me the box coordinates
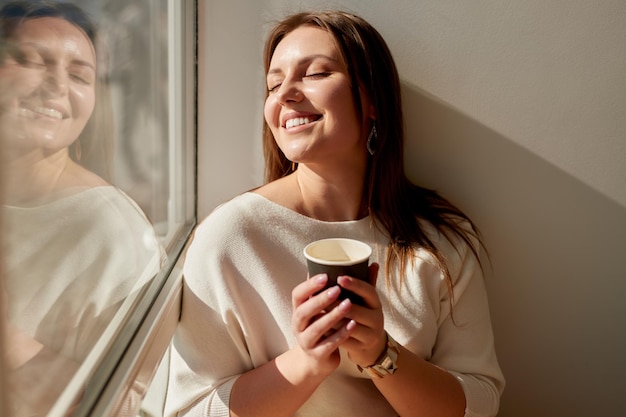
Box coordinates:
[229,275,356,417]
[291,274,356,377]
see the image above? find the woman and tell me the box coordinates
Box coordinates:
[0,1,163,415]
[167,10,504,417]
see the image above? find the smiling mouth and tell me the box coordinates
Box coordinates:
[19,106,64,120]
[285,116,321,129]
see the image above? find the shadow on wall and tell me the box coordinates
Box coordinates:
[401,83,626,417]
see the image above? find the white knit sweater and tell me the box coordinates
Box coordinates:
[4,186,164,417]
[166,192,504,417]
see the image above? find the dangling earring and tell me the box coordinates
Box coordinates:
[291,161,297,171]
[367,124,377,156]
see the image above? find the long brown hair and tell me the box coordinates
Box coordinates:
[262,11,483,298]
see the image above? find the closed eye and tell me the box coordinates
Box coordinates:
[69,67,95,86]
[304,72,330,79]
[70,74,91,85]
[267,71,331,93]
[12,49,45,69]
[268,83,281,93]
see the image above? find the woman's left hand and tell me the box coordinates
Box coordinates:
[337,263,388,368]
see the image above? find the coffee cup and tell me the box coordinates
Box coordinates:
[303,238,372,305]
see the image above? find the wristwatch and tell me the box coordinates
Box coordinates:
[357,332,400,378]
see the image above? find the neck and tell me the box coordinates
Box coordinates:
[3,150,73,205]
[292,163,368,222]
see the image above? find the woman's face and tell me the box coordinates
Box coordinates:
[0,16,96,156]
[264,25,370,167]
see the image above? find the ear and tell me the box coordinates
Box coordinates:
[368,104,376,120]
[358,85,376,120]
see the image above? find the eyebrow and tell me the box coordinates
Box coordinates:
[267,54,339,76]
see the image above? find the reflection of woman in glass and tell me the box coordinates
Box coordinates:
[0,1,164,415]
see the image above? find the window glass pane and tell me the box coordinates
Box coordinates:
[0,0,195,416]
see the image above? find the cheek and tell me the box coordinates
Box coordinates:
[0,67,43,100]
[327,89,360,130]
[263,96,280,129]
[318,81,358,118]
[71,87,96,120]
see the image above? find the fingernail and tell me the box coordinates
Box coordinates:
[338,275,353,286]
[326,286,340,298]
[316,274,328,283]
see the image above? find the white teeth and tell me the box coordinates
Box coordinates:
[34,106,63,119]
[286,117,312,129]
[20,106,63,120]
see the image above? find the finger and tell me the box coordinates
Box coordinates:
[292,273,328,308]
[292,285,342,333]
[336,274,381,309]
[340,320,385,350]
[306,298,352,337]
[312,318,357,354]
[298,298,353,348]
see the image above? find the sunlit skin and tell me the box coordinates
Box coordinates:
[260,25,374,222]
[0,17,105,204]
[264,25,369,173]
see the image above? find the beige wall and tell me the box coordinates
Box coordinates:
[197,1,626,416]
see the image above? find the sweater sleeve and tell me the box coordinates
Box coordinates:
[165,282,241,417]
[164,218,248,417]
[429,231,505,417]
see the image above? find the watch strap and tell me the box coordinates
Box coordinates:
[357,332,399,378]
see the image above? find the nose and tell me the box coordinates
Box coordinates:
[42,65,68,96]
[275,79,303,105]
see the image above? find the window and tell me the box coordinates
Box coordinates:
[0,1,196,416]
